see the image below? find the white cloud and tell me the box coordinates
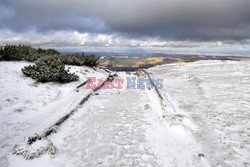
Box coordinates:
[0,29,249,55]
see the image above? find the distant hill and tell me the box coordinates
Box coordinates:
[99,54,247,71]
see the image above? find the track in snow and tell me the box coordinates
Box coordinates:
[46,73,161,166]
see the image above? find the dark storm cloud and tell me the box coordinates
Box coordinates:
[0,0,250,41]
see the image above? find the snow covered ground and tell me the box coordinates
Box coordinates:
[0,60,249,167]
[0,61,107,166]
[148,60,250,166]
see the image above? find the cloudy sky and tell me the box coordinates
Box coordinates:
[0,0,250,55]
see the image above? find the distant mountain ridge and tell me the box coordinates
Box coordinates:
[98,54,248,71]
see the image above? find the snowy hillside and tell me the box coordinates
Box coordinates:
[0,60,249,167]
[148,60,250,166]
[0,61,108,166]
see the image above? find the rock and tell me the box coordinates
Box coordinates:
[198,153,205,158]
[144,104,150,110]
[15,108,23,112]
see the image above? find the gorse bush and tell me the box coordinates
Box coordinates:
[22,56,79,83]
[0,44,99,67]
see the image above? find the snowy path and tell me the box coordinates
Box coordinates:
[49,79,160,166]
[9,72,205,167]
[25,72,163,166]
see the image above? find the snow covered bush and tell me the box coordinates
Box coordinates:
[22,56,79,83]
